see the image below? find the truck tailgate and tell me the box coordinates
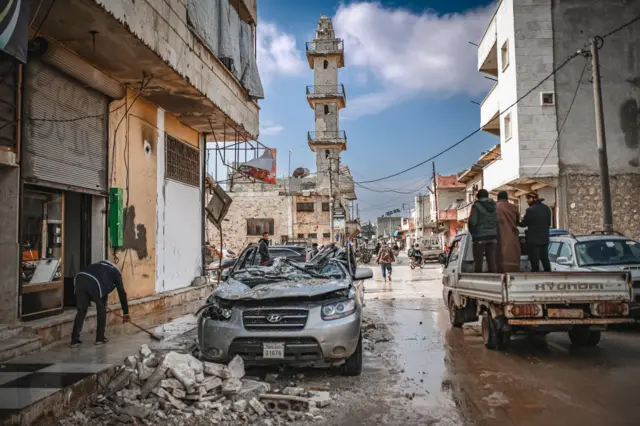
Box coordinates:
[506,272,631,303]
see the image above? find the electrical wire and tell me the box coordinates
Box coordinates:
[533,56,589,177]
[602,14,640,39]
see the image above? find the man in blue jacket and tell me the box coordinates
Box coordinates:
[71,260,130,347]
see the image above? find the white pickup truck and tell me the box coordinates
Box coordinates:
[441,231,633,350]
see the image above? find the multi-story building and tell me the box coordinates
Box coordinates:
[428,174,465,246]
[477,0,640,238]
[0,0,261,332]
[206,15,358,253]
[376,216,402,243]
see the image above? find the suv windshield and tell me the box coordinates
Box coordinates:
[575,239,640,266]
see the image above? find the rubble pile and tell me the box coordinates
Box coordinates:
[59,345,331,426]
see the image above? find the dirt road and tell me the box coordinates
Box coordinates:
[294,257,640,426]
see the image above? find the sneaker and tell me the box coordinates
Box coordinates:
[70,339,82,348]
[388,276,392,281]
[94,337,109,346]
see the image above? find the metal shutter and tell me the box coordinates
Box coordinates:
[22,60,108,192]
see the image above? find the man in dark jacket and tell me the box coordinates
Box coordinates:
[258,232,270,264]
[468,189,498,273]
[71,260,130,347]
[520,192,551,272]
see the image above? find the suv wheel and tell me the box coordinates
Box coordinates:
[343,333,363,376]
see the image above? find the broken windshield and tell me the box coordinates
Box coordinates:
[231,256,346,287]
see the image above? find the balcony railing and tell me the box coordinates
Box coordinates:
[308,131,347,146]
[457,202,473,222]
[480,83,500,135]
[306,84,346,97]
[306,39,344,54]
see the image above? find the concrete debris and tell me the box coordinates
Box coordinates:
[58,345,335,426]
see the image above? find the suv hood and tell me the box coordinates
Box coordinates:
[215,277,350,301]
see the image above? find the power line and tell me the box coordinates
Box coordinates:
[533,56,589,177]
[354,15,640,185]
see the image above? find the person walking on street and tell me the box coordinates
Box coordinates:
[520,192,552,272]
[71,260,130,348]
[496,191,521,273]
[377,243,395,282]
[374,242,381,256]
[468,189,498,273]
[258,232,270,265]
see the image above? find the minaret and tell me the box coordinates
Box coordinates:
[306,14,346,197]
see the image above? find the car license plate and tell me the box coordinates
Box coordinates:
[548,308,584,318]
[263,342,285,359]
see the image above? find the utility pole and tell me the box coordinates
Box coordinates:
[432,161,439,238]
[590,38,614,233]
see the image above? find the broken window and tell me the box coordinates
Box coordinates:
[297,233,305,238]
[308,233,318,238]
[324,105,329,115]
[246,218,274,236]
[166,135,200,187]
[323,60,328,69]
[297,202,315,212]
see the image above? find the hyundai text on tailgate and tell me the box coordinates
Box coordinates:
[197,243,373,376]
[441,232,633,350]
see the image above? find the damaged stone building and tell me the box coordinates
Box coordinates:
[0,0,262,343]
[207,15,358,254]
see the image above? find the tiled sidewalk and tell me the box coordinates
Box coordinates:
[0,309,198,425]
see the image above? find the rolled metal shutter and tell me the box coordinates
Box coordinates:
[22,60,108,192]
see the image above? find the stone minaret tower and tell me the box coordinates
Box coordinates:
[306,14,346,196]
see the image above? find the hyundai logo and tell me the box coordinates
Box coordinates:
[266,314,282,323]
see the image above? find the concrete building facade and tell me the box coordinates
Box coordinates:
[0,0,261,329]
[477,0,640,239]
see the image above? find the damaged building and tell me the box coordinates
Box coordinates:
[207,15,359,253]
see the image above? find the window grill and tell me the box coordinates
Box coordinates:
[166,135,199,187]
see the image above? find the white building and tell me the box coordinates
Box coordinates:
[476,0,640,239]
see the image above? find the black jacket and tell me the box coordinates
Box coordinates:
[258,238,270,262]
[520,200,551,245]
[77,260,129,315]
[469,198,498,241]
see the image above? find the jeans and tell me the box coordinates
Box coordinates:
[472,241,497,273]
[72,274,107,342]
[528,243,551,272]
[380,263,392,278]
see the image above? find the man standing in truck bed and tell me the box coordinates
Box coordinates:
[469,189,498,273]
[520,192,552,272]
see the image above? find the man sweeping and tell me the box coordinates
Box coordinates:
[71,260,130,348]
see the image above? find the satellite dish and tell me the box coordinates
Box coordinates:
[292,167,310,178]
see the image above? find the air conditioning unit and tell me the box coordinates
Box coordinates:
[540,92,555,106]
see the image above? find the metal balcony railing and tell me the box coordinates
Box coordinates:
[306,84,346,98]
[307,131,347,145]
[306,39,344,54]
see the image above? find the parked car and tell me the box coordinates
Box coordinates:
[441,230,633,350]
[548,231,640,317]
[197,243,373,375]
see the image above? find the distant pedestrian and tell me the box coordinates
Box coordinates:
[374,242,381,255]
[71,260,130,348]
[258,232,270,265]
[520,192,552,272]
[377,243,395,282]
[496,191,521,273]
[468,189,498,273]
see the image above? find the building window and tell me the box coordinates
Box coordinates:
[322,233,331,238]
[297,233,305,238]
[504,113,512,141]
[166,135,199,187]
[541,92,555,106]
[501,40,509,71]
[246,218,274,236]
[323,60,328,69]
[322,202,330,212]
[296,202,315,212]
[324,105,329,115]
[308,233,318,238]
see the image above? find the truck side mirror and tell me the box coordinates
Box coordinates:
[556,256,572,266]
[438,253,447,264]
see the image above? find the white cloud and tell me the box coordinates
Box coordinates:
[260,120,284,136]
[333,2,494,118]
[257,22,306,82]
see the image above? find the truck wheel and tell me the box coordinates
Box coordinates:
[569,327,600,346]
[343,333,363,376]
[481,312,500,349]
[448,295,464,328]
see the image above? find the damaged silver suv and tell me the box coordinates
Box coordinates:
[197,243,373,376]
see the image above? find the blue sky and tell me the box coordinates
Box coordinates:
[254,0,497,222]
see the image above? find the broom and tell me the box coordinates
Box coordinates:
[107,307,162,341]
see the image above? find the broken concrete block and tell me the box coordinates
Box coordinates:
[249,398,267,416]
[222,378,243,395]
[107,369,132,394]
[282,387,305,397]
[264,373,278,383]
[160,378,184,391]
[139,344,153,359]
[308,391,332,408]
[119,405,152,420]
[163,352,204,392]
[124,356,138,370]
[172,387,186,399]
[227,355,245,379]
[233,400,247,413]
[234,379,271,402]
[195,372,205,383]
[156,388,187,410]
[140,365,169,399]
[202,376,222,393]
[203,361,230,379]
[184,386,206,401]
[138,359,156,382]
